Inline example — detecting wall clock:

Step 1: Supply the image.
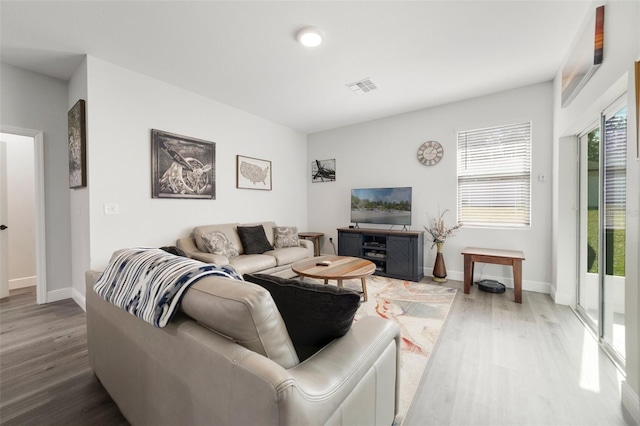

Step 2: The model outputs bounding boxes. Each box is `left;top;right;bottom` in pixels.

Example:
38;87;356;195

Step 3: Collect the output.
417;141;444;166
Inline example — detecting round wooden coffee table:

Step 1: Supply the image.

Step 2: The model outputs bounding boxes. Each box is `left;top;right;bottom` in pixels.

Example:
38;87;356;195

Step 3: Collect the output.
292;256;376;301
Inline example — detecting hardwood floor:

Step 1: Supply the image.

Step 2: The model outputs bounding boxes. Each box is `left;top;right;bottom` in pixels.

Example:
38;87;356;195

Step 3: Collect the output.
404;279;629;426
0;288;127;425
0;283;629;425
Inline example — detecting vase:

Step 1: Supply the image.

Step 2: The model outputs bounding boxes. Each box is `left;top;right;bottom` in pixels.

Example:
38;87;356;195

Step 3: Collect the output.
432;242;447;283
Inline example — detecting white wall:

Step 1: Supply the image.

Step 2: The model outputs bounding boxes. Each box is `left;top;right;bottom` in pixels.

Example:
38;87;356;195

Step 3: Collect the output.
70;56;308;297
307;82;554;293
67;57;90;307
0;63;72;296
0;133;36;288
552;0;640;418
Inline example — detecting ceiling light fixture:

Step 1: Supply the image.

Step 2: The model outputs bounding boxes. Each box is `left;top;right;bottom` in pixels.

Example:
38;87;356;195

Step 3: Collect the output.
296;26;323;47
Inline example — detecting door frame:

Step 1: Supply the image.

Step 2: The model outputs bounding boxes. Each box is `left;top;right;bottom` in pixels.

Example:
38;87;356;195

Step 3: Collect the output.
1;125;47;304
575;95;628;372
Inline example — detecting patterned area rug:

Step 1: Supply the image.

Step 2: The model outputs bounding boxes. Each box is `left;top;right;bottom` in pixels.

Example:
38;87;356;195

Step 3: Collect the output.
339;275;457;425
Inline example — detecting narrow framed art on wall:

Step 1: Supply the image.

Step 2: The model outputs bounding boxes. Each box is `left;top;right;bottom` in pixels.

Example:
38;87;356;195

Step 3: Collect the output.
311;159;336;183
151;129;216;199
68;99;87;189
236;155;272;190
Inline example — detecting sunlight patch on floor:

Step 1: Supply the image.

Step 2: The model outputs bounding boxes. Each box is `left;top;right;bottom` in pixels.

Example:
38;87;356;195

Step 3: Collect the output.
579;328;601;393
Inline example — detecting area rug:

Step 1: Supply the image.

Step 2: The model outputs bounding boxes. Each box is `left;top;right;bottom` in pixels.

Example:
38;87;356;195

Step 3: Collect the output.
338;275;457;425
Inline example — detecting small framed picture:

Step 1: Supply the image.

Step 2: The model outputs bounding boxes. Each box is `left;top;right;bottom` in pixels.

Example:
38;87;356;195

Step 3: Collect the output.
236;155;272;190
68;99;87;189
151;129;216;199
312;159;336;183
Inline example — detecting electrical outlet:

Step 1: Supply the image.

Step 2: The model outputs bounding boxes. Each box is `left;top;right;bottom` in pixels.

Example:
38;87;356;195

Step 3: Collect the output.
104;203;119;215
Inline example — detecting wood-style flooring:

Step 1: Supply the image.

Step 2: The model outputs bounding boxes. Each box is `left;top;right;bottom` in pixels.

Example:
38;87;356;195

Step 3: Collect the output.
404;279;629;426
0;287;127;425
0;283;630;425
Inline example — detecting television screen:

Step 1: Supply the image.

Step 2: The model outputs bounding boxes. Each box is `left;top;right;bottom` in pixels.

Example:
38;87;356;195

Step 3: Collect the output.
351;187;412;226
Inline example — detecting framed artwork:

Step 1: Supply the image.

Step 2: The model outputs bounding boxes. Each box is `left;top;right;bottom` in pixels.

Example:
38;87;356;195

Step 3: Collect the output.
68;99;87;188
312;159;336;182
561;5;604;107
151;129;215;199
236;155;272;190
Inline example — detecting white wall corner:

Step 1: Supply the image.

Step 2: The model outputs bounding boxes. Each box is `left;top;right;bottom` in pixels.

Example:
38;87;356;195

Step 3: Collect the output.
621;381;640;426
71;287;86;312
46;287;72;304
45;286;86;311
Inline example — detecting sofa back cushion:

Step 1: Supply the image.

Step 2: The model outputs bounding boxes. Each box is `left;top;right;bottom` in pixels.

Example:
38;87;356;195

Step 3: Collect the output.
180;274;300;368
193;222;278;255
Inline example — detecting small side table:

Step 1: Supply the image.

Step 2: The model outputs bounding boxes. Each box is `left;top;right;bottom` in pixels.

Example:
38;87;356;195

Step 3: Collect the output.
298;232;324;257
461;247;525;303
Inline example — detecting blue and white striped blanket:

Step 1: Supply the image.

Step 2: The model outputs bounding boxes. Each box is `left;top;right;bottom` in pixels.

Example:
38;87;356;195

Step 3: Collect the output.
94;248;243;328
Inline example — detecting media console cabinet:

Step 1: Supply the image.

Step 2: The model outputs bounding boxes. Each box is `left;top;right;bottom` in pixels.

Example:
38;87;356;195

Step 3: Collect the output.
337;227;424;282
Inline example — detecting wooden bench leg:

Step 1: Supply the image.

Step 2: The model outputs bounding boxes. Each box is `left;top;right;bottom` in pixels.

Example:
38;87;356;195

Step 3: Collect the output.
513;260;522;303
464;255;472;294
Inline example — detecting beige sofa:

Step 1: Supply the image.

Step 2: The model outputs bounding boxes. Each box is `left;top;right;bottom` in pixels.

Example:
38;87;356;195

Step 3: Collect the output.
86;262;401;426
177;221;313;276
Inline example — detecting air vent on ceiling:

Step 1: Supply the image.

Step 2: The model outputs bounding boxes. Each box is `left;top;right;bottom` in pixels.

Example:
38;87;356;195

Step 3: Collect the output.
346;78;378;94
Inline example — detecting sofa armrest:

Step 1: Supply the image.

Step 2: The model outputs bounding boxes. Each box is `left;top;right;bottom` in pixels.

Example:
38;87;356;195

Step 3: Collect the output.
236;316;401;425
298;239;314;252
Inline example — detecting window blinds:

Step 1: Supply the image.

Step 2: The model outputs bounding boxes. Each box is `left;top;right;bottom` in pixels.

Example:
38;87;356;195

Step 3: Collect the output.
604;107;627;230
457;122;531;227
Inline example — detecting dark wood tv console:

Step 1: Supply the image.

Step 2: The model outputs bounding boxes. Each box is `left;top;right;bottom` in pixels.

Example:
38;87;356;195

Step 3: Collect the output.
337;227;424;282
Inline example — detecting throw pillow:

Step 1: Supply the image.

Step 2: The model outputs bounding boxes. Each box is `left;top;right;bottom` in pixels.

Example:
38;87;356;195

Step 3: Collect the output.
237;225;273;255
243;273;361;361
201;231;239;259
273;226;299;248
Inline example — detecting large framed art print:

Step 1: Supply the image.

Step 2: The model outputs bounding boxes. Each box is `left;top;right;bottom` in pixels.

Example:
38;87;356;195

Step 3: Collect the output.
151;129;216;199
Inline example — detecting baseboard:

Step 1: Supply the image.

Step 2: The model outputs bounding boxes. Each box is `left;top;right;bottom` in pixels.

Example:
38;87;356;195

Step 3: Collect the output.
423;268;550;294
47;288;73;303
71;287;86;312
9;276;36;290
622;381;640;426
45;287;86;311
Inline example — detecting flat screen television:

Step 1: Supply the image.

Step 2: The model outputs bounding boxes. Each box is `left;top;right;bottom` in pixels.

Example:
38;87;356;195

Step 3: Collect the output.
350;187;412;226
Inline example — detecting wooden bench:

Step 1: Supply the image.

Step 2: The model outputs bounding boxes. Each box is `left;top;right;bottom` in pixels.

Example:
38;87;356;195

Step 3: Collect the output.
461;247;525;303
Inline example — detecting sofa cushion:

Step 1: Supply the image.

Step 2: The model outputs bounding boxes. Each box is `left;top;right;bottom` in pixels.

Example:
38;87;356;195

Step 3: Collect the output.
180;275;299;369
265;246;311;266
237;225;273;254
243;273;361;361
201;231;239;259
273;226;299;248
229;254;277;275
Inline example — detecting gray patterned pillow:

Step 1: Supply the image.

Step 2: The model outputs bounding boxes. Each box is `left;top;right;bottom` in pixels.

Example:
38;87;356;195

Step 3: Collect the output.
273;226;299;248
201;231;239;259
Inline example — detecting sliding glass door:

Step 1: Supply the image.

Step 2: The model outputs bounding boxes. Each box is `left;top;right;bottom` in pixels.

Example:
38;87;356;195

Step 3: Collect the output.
577;99;627;367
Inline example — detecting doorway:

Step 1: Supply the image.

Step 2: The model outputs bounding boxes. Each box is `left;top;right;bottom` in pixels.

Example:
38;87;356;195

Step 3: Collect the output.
577;99;627;369
0;127;47;304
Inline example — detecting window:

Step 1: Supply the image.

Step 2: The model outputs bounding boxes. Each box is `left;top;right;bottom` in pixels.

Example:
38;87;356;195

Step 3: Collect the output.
457;122;531;227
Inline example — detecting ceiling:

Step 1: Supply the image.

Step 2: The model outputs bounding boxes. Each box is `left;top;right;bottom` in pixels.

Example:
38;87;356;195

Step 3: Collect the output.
1;1;593;134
